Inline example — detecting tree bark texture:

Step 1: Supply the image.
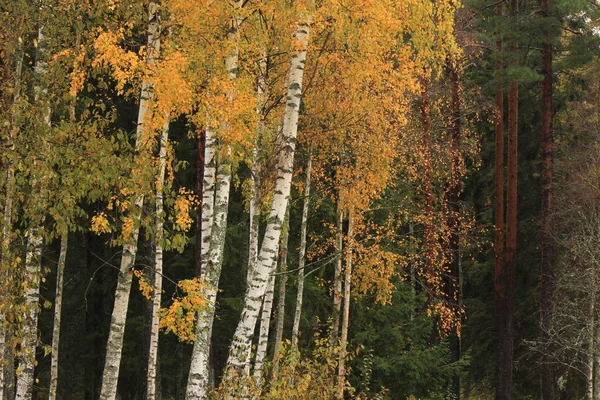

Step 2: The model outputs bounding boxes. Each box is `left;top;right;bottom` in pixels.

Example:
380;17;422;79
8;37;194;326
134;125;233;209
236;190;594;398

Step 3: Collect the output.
147;121;169;400
100;3;161;399
273;207;290;371
226;15;311;388
292;152;312;350
332;202;343;343
186;4;241;396
337;212;354;400
49;233;68;400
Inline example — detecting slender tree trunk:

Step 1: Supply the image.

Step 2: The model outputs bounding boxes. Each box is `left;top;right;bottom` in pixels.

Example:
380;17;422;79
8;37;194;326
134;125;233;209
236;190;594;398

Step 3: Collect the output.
186;158;232;400
337;211;354;400
186;4;241;396
195;129;205;276
446;58;462;400
498;0;519;396
247;54;267;286
252;256;277;387
226;15;311;390
332;202;344;343
147;120;169;400
100;4;162;399
540;1;555;398
420;75;435;309
49;232;68;400
291;152;312;350
1;38;23;400
15;23;51;400
273;207;290;371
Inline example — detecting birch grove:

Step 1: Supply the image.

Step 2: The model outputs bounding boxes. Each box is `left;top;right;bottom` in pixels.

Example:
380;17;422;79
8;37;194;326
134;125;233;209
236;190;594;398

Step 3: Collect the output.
7;0;587;398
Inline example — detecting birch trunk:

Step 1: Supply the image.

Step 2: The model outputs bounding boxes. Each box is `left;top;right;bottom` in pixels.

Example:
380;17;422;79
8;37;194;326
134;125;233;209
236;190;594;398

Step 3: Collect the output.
48;232;68;400
252;262;276;386
272;207;290;372
147;120;169;400
15;226;44;400
226;14;311;387
100;4;161;399
247;55;267;286
331;203;344;343
186;159;232;400
337;212;354;400
15;23;51;400
186;3;241;396
291;153;312;350
0;39;24;400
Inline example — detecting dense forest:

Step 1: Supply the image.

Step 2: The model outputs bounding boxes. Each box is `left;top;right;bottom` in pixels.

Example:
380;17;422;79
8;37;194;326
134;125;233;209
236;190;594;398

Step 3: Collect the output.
1;0;600;399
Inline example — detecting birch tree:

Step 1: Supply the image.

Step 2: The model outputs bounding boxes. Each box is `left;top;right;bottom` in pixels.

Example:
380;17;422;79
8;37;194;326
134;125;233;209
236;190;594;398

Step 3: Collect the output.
147;120;170;400
99;3;162;399
226;10;311;387
291;152;312;350
186;3;243;397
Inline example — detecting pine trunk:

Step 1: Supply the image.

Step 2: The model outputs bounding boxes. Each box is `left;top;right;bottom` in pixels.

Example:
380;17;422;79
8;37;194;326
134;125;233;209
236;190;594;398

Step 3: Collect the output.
291;153;312;350
100;4;161;399
337;212;354;400
540;0;555;398
226;15;311;388
148;121;169;400
273;207;290;371
49;232;68;400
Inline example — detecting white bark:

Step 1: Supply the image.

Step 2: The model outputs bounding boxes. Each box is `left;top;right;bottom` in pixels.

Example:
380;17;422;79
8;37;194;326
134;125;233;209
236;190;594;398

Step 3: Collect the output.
272;207;290;370
100;4;161;399
186;5;242;397
15;227;44;400
147;120;169;400
49;232;68;400
252;262;276;387
291;153;311;350
337;212;354;400
186;159;232;400
0;39;23;400
226;15;311;388
247;55;267;286
200;122;217;265
15;24;50;400
332;203;343;343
